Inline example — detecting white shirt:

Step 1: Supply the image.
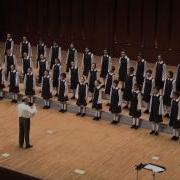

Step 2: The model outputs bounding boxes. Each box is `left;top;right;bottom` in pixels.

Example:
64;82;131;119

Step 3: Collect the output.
17;103;37;118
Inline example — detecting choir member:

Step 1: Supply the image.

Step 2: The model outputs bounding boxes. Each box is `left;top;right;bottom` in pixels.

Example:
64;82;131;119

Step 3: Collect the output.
149;87;164;136
0;64;5;100
24;67;35;104
20;36;32;58
76;76;88;117
135;53;147;88
169;91;180;141
69;61;79;99
4;49;16;78
66;43;77;72
58;73;68;113
41;70;52;109
38;54;48;84
100;49;111;84
175;65;180;92
123;67;136;109
52;58;61;96
22;52;32;76
49;42;61;69
8;65;19;103
36;40;47;67
92;80;103;120
88;63;98;102
4;33;14;54
118;50;130;89
109;80;122;124
129;84;142;129
142;69;155;114
163;71;176;118
82;48;94;77
154;55;166;91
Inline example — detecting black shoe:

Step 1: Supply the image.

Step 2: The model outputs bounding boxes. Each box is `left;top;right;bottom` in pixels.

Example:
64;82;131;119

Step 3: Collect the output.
150;130;155;135
43;105;47;109
96;117;100;120
0;97;3;100
155;131;159;136
46;106;50;109
59;109;63;112
144;109;149;114
171;136;176;140
93;117;98;120
76;112;81;116
174;136;179;141
71;96;75;99
62;109;67;113
25;145;33;149
111;120;119;124
131;125;136;129
81;113;86;117
135;125;139;129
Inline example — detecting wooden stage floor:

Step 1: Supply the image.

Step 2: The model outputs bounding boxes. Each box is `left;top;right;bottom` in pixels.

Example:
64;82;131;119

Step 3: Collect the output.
0;100;180;180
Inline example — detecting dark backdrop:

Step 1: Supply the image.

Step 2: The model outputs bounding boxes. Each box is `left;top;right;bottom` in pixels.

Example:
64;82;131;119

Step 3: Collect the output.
0;0;180;65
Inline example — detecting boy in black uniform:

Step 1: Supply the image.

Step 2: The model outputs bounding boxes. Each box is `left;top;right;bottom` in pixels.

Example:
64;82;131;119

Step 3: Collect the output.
41;70;52;109
149;87;164;136
4;49;16;78
135;53;147;88
4;33;14;54
66;43;77;72
169;92;180;141
82;48;94;77
49;42;61;69
0;64;5;100
22;52;32;77
100;49;111;84
58;73;68;113
163;71;175;118
88;63;98;102
24;68;35;104
118;51;130;89
92;80;103;120
109;80;122;124
8;65;19;103
129;84;142;129
123;67;136;109
69;61;79;99
142;69;155;113
20;36;32;58
76;76;88;117
52;58;61;96
36;40;47;68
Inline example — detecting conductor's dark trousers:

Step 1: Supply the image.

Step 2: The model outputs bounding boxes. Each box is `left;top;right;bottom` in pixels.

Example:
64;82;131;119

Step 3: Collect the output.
19;117;30;147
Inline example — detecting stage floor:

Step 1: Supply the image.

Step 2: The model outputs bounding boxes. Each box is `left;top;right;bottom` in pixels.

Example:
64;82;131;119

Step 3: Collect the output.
0;100;180;180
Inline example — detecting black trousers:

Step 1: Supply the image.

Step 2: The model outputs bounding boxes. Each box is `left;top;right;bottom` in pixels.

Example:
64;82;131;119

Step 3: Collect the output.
19;117;30;147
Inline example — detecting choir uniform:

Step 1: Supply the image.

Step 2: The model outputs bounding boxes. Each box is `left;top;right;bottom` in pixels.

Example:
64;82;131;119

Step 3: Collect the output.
24;72;35;101
169;98;180;129
8;69;19;102
123;74;136;102
36;43;47;67
100;55;111;79
58;79;68;103
0;68;5;98
135;59;147;87
49;45;61;69
175;65;180;92
66;47;77;72
163;78;176;107
142;77;155;104
4;53;16;77
109;86;122;123
52;63;61;88
88;68;98;94
38;58;48;84
22;56;32;75
118;56;130;82
82;52;94;77
154;61;166;89
69;67;79;91
4;38;14;54
105;72;115;95
149;94;164;123
20;40;32;57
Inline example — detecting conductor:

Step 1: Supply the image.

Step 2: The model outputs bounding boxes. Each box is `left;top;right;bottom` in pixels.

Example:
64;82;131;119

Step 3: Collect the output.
17;97;37;149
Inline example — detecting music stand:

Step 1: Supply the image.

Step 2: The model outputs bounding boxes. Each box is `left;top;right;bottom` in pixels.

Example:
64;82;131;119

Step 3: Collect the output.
135;163;166;180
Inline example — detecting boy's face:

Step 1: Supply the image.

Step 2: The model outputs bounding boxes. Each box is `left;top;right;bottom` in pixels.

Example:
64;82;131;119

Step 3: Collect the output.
80;77;84;83
23;36;27;41
7;34;11;39
28;68;31;74
70;43;74;48
147;72;151;77
44;71;48;76
121;51;125;57
92;64;95;69
40;54;44;59
95;81;98;86
10;65;14;70
85;48;89;53
153;88;158;94
104;50;107;55
23;52;28;58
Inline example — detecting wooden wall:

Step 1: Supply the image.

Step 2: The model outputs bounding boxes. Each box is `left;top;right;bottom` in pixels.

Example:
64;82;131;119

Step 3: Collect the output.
0;0;180;65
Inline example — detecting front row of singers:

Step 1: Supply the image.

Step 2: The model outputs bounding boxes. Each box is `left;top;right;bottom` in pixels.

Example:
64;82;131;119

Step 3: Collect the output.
0;63;179;141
